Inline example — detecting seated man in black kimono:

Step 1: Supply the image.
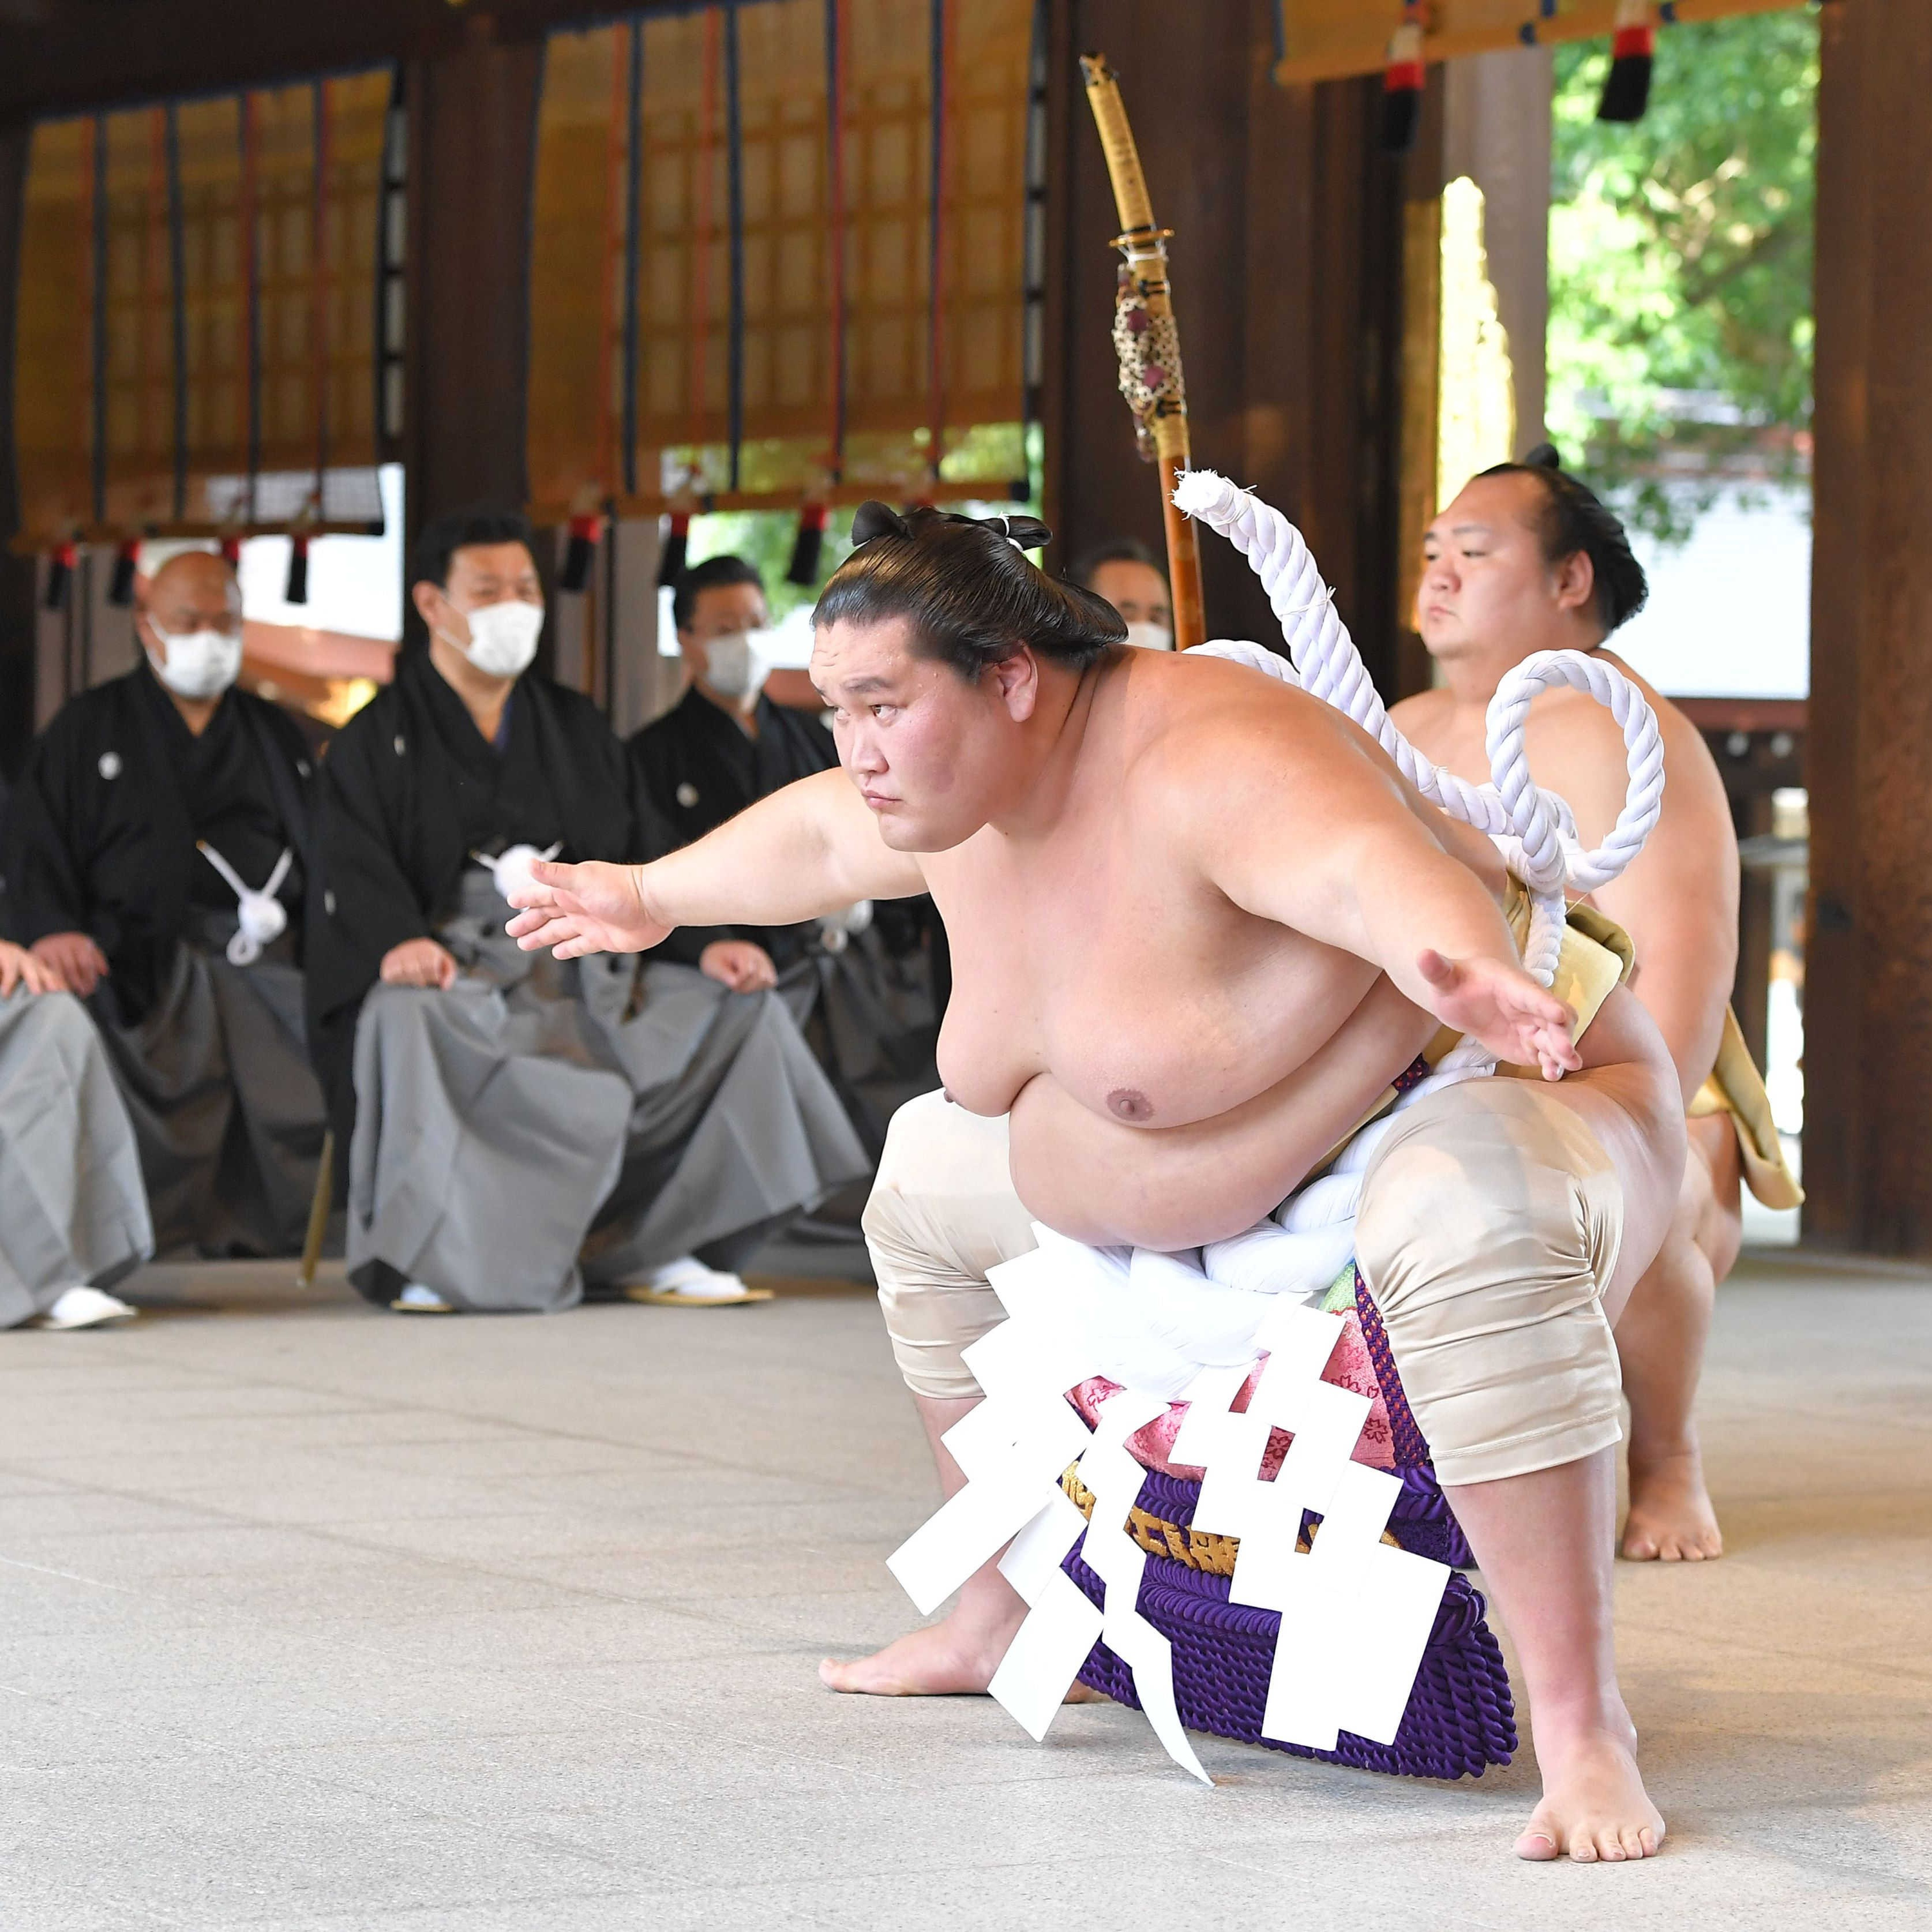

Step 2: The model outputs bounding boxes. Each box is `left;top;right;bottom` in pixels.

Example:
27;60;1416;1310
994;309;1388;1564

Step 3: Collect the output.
630;554;942;1157
4;549;327;1257
308;509;867;1315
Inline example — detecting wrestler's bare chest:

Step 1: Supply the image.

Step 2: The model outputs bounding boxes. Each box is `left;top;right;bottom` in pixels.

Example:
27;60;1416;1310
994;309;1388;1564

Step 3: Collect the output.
922;801;1378;1132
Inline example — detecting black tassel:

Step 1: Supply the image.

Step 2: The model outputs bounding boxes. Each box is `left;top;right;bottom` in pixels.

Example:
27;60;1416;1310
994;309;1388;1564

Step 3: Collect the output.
1381;84;1423;155
560;513;600;593
656;509;691;590
1596;50;1653;122
786;503;828;587
284;534;310;604
1598;5;1656;123
108;538;140;607
43;542;75;612
1380;6;1425;155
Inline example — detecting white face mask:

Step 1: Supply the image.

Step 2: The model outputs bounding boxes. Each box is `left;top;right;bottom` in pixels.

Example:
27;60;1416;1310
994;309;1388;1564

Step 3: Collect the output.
448;599;544;679
1122;620;1175;652
701;630;772;702
148;624;243;699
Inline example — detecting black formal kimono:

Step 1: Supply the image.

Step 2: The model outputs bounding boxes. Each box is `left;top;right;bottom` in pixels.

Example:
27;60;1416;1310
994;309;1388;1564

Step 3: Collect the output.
629;684;943;1156
308;649;867;1314
1;665;326;1256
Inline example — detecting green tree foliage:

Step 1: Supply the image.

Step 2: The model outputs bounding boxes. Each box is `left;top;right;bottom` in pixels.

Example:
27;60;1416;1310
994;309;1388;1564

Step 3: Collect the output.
1546;5;1817;542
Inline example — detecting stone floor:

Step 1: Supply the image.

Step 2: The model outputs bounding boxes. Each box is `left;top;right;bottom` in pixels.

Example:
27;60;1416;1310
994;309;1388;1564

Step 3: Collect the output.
1;1249;1927;1931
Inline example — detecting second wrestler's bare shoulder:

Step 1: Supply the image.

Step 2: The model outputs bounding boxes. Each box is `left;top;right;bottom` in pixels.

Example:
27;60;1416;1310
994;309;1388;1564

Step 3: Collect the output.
1387;684;1454;744
1536;653;1726;799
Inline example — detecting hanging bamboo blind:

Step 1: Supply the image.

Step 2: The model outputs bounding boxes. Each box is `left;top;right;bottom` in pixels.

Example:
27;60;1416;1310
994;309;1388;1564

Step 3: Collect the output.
12;70;392;550
1274;0;1803;83
528;0;1037;522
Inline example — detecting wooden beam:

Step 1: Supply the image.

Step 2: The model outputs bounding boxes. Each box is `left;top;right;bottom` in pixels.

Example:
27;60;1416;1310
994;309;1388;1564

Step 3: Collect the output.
1273;0;1804;89
0;1;721;122
1805;0;1932;1254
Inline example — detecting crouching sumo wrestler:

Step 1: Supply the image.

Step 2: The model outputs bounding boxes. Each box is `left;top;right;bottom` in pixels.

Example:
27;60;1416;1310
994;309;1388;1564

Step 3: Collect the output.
509;500;1685;1864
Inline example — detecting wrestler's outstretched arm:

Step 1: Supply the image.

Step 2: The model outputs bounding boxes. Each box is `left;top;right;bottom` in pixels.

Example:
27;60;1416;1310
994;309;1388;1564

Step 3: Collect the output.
507;768;927;958
1185;698;1582;1077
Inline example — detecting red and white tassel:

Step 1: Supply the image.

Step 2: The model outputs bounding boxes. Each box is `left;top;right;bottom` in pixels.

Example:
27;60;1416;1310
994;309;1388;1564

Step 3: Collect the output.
43;540;77;612
1381;1;1426;155
1598;0;1656;123
108;537;140;607
560;512;603;593
786;501;828;587
655;507;692;589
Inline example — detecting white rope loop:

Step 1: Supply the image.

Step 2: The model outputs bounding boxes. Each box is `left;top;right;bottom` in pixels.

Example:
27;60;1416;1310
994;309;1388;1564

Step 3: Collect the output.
1486;651;1665;895
1170;468;1667;993
198;841;294;967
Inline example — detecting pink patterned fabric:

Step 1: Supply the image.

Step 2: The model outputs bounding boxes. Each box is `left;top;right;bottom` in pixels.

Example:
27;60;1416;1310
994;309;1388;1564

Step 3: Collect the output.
1066;1306;1396;1478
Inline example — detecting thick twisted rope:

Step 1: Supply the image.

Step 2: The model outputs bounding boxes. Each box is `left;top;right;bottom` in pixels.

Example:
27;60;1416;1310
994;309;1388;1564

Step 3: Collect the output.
1168;469;1666;995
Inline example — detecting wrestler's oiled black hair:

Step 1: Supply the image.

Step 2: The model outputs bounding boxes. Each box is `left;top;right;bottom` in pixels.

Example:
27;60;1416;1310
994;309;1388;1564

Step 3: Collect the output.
1477;444;1649;634
673;552;764;630
412;505;536;591
813;502;1125;677
1068;535;1168;589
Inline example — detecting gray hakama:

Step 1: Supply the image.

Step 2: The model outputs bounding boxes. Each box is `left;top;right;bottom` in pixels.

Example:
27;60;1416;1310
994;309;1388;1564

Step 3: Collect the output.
0;989;153;1328
345;874;869;1312
93;910;329;1258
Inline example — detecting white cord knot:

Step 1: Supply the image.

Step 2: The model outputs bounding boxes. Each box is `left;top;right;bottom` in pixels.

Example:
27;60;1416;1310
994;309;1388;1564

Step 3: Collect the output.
197;842;293;967
817;899;874;956
473;842;564;902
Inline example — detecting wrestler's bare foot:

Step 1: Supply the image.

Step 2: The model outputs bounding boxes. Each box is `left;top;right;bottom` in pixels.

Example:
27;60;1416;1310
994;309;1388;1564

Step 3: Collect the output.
1517;1706;1665;1864
819;1608;1103;1700
1621;1448;1723;1562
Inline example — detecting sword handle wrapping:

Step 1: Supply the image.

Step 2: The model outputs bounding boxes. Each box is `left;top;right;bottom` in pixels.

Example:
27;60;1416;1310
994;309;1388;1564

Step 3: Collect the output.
1079;53;1156;237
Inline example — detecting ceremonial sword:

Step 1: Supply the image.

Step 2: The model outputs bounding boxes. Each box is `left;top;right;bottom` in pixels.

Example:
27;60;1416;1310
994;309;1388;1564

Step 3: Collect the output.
1079;51;1206;649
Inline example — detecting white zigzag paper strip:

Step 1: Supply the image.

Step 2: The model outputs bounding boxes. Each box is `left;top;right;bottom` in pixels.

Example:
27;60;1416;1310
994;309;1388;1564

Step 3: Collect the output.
884;1229;1452;1781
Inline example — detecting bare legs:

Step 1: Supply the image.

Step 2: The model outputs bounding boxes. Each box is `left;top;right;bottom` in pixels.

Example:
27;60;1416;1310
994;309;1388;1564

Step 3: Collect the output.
1616;1116;1741;1561
820;1392;1052;1696
1445;1449;1664;1862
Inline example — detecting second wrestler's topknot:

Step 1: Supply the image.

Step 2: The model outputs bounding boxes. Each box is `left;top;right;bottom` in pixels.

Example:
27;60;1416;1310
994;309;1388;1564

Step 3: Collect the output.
814;502;1126;677
1480;444;1649;635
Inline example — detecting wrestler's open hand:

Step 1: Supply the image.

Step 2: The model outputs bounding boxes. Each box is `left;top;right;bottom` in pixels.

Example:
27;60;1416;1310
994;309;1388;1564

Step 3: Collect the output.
1417;949;1581;1080
506;858;674;960
0;940;59;998
699;940;778;993
30;931;109;998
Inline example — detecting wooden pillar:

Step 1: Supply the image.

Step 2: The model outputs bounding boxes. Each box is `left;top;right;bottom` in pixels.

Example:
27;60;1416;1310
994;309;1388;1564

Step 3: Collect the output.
1804;0;1932;1253
0;118;37;779
1443;46;1551;453
1045;0;1410;688
402;18;542;543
